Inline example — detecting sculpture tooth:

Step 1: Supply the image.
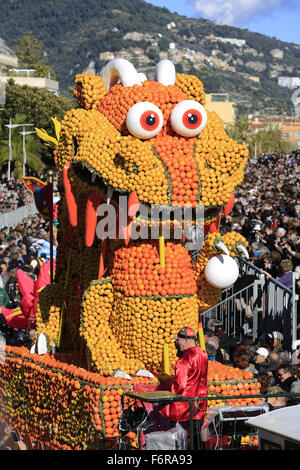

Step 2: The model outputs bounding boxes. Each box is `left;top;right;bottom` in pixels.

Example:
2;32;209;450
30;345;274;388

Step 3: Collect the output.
236;244;249;259
63;164;78;227
215;241;230;256
107;188;113;205
128;191;140;218
91;173;96;183
85;190;102;247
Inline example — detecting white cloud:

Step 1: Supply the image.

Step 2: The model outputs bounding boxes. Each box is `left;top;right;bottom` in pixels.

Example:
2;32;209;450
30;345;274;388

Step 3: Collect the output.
188;0;295;26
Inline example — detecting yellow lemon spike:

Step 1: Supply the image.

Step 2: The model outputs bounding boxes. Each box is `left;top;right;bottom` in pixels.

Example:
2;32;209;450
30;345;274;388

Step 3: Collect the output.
51;116;61;142
35;127;58;147
163;343;170;375
159;235;165;269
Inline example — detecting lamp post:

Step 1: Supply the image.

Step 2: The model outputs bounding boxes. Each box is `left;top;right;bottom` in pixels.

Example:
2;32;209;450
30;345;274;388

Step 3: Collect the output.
19;129;36;177
47;169;54;284
4;120;34;180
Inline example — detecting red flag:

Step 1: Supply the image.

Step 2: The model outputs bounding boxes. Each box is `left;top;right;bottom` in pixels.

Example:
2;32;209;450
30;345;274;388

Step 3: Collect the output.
22;176;55;219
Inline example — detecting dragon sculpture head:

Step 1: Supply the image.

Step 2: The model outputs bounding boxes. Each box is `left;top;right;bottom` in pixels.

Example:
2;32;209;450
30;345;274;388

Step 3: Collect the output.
57;58;248;244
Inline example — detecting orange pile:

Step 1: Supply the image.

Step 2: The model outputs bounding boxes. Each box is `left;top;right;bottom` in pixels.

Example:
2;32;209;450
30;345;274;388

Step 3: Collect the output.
111;241;196;297
0;346;158;449
207;361;261;408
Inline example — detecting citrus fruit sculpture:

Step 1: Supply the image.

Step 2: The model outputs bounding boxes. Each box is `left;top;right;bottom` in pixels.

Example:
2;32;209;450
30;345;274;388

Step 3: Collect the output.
31;58;249;376
0;59;259;450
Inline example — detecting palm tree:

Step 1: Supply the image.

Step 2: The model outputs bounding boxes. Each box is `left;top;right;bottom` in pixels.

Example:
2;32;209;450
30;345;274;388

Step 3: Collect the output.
0;113;44;178
248;124;294;156
226;114;251;145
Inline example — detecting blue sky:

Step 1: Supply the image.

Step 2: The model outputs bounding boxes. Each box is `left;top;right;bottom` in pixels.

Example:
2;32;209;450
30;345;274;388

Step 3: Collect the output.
146;0;300;45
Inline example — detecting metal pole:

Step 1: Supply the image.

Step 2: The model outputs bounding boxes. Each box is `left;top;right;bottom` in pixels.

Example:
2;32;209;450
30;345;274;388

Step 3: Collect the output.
22;126;26;177
48;170;54;284
8;117;12;180
189;400;194;451
292;272;298;345
20;130;35;177
6;122;34;180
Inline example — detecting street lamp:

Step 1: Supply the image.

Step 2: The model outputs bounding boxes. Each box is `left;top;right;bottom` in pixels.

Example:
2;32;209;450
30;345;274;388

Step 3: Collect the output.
4;119;34;180
19;129;36;177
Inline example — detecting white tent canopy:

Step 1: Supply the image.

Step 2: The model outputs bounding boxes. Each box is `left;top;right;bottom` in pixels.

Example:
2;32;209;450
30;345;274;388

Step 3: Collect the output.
246;405;300;443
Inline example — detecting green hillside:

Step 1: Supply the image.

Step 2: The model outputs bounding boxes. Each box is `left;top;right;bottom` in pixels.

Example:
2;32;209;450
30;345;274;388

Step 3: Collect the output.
1;0;299;115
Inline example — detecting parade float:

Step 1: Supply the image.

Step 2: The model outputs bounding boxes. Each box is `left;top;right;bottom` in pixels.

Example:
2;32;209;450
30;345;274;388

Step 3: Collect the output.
0;58;260;450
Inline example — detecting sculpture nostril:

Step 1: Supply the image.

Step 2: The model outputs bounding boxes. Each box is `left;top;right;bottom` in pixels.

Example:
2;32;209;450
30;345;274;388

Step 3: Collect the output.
71;137;78;158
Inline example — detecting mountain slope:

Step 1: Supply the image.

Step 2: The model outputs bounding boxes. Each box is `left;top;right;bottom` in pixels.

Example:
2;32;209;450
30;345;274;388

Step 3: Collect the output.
1;0;299;115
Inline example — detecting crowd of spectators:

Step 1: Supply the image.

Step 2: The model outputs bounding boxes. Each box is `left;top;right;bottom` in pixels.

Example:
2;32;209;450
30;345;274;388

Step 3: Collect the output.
0;214;50;310
0;150;300;413
221;151;300;284
205;319;300;408
0;177;34;215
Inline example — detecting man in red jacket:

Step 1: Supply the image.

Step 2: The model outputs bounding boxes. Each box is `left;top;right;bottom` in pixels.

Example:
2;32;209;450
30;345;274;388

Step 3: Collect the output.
160;326;208;449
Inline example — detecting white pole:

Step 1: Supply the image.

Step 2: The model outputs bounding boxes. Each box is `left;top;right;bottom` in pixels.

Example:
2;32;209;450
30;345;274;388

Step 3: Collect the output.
5;122;34;180
22;126;26;177
8;117;12;180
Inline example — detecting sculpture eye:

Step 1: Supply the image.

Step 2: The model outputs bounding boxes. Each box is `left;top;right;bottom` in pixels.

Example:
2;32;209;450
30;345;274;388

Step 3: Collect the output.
126;102;163;139
170;100;207;137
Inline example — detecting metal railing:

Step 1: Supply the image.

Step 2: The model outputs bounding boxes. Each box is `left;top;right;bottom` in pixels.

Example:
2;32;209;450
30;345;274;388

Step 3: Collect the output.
0;202;37;230
201;257;299;349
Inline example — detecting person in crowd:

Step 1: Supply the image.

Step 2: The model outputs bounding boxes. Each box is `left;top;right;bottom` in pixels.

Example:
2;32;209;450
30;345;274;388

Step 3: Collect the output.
277;259;294;289
276;363;300;405
253;347;271;375
233;345;257;374
159;326;208;449
267;385;288;410
206;343;217;361
205;319;238;364
277;363;298;393
0;179;33;215
0;285;10;308
257;372;270;394
278;350;290;364
258;331;283;352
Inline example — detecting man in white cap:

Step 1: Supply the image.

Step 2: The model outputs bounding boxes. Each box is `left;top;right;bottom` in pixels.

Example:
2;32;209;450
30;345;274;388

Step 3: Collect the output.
254;347;270;375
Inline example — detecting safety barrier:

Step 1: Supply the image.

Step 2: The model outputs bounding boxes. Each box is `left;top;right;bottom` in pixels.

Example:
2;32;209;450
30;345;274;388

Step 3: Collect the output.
0;202;37;230
201;257;299;349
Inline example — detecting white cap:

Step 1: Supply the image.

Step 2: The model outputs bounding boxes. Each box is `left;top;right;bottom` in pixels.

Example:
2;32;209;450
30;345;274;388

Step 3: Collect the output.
256;347;269;358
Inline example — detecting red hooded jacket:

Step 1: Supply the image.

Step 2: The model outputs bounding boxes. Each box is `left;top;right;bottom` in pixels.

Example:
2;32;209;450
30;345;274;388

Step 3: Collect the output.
160;346;208;422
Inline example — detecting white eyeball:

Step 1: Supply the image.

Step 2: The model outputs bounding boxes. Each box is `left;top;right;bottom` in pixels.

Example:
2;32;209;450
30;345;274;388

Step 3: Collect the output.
204;254;239;289
126;102;163;139
170;100;207;137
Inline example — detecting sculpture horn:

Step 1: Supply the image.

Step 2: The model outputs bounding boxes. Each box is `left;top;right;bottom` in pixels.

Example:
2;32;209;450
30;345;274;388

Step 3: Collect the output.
155;59;176;86
101;58;142;90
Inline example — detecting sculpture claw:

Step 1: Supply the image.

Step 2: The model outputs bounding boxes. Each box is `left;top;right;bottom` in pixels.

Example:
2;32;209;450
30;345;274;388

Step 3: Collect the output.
113;370;132;380
30;333;48;355
135;369;155;378
236;244;249;259
215;241;230;256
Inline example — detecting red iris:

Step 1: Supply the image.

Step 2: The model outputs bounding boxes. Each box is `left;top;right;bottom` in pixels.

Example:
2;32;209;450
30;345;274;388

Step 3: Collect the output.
140;110;160;131
182;109;202;129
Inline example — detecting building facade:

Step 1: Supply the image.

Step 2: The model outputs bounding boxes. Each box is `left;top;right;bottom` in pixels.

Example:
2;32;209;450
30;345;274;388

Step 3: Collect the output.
0;38;59;95
206;93;236;125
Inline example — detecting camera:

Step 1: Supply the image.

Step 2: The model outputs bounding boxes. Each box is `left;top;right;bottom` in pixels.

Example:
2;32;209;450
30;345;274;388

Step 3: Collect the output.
0;314;31;347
